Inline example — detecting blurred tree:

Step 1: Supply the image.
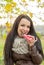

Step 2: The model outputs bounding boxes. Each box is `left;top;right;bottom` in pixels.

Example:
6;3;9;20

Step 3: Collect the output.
0;0;44;28
37;0;41;2
30;0;34;1
21;0;26;2
15;7;20;12
5;4;12;12
22;11;27;14
0;25;3;37
4;1;17;13
6;22;12;32
29;12;33;18
4;0;13;2
11;2;17;7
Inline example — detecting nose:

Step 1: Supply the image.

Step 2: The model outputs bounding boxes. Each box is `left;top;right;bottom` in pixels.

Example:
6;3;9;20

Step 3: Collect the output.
24;27;28;32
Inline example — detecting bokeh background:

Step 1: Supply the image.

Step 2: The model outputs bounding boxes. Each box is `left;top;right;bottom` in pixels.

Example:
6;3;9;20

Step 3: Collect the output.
0;0;44;65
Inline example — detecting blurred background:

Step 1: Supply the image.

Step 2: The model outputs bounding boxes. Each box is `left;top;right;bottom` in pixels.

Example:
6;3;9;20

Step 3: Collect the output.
0;0;44;65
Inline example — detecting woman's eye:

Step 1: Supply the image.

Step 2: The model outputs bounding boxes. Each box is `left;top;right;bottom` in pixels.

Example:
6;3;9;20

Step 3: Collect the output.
27;26;30;28
21;24;25;27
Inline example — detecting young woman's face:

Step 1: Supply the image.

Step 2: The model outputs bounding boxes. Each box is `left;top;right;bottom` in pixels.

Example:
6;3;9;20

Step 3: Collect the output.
17;18;31;37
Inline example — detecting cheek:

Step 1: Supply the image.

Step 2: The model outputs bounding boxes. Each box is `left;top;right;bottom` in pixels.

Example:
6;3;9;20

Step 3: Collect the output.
27;28;30;33
18;26;23;31
29;28;30;31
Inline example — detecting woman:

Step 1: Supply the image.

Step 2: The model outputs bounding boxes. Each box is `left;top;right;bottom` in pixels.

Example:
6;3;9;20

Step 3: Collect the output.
4;14;44;65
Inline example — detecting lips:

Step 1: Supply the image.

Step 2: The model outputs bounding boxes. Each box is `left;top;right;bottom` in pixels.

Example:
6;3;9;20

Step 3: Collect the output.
21;31;27;36
23;34;33;41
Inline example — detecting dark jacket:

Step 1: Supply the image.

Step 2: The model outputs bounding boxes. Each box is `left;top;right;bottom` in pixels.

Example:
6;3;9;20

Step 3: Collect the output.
12;45;43;65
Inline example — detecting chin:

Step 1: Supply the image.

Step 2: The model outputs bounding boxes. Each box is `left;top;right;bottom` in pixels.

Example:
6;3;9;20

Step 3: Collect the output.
19;35;23;38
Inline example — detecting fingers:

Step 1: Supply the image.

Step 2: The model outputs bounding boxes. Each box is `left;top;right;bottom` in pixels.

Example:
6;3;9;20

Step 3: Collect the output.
23;34;38;46
27;37;38;46
23;34;34;41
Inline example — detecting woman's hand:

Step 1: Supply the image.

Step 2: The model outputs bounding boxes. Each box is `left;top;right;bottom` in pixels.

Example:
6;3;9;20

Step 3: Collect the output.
23;34;37;47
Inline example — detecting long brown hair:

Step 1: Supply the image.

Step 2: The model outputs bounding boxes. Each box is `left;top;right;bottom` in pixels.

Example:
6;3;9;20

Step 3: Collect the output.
4;14;43;65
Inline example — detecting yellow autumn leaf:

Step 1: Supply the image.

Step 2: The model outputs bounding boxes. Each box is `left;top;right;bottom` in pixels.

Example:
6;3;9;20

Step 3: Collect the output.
37;0;41;2
31;0;34;1
7;27;11;32
6;22;12;32
22;11;27;14
0;16;2;18
40;3;44;8
25;3;28;6
11;2;17;7
29;12;33;18
15;8;20;12
10;15;13;19
4;0;12;2
6;22;11;27
5;4;12;12
21;0;26;2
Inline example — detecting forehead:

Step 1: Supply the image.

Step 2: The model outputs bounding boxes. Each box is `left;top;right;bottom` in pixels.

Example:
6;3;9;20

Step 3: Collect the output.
19;18;30;25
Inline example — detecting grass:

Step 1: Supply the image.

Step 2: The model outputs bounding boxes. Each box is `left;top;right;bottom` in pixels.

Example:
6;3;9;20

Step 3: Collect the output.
0;36;44;65
0;37;5;65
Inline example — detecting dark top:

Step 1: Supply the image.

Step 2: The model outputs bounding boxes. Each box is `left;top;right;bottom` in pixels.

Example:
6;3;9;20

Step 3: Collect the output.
12;36;43;65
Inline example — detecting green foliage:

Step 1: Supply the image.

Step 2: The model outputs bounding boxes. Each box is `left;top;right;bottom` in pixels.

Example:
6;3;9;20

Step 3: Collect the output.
30;0;34;1
36;32;42;38
4;0;13;2
37;0;41;2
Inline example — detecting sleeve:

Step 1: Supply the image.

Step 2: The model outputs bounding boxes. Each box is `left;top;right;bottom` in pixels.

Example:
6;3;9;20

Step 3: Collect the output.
29;45;43;64
28;39;43;65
